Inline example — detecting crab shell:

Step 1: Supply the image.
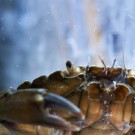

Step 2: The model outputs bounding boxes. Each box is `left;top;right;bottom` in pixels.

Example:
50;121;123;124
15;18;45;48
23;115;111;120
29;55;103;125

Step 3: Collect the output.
1;61;135;135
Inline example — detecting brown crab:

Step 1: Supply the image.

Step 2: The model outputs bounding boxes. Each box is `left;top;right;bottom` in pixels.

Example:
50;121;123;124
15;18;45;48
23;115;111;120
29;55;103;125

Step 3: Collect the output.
1;59;135;135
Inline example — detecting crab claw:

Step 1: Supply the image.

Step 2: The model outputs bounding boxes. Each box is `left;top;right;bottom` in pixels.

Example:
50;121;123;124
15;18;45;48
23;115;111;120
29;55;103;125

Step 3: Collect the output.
40;114;80;131
44;93;84;119
42;93;85;131
0;89;84;131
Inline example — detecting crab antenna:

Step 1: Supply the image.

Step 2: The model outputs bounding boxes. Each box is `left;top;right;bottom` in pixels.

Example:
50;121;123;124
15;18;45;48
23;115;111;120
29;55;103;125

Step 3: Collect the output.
88;56;91;66
98;56;106;69
111;57;117;69
122;43;126;70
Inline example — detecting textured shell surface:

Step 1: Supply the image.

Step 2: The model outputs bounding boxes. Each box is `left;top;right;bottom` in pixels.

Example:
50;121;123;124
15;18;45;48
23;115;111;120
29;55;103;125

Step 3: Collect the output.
1;61;135;135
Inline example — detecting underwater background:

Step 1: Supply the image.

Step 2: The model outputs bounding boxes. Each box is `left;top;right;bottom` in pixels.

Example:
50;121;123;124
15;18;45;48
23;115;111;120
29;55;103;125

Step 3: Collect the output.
0;0;135;90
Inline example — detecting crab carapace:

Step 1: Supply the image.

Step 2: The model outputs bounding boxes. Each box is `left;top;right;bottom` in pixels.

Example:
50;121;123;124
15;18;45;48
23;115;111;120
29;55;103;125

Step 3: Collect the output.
1;60;135;135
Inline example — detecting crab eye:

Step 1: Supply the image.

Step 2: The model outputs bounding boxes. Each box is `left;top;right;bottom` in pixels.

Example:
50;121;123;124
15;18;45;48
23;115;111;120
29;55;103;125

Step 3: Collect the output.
66;61;72;68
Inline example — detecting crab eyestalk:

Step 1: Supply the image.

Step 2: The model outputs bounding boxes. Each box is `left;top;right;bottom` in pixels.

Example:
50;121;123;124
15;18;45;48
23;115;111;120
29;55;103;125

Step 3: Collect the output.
66;60;74;74
66;60;85;76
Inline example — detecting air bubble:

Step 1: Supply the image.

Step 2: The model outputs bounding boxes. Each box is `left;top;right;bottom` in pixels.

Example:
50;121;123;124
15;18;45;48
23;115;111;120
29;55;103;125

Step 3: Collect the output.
113;81;116;89
104;100;107;104
104;113;109;117
109;113;112;116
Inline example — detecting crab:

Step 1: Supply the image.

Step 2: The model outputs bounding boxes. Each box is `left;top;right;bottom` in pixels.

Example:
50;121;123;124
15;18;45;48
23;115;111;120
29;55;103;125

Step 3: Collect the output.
1;59;135;135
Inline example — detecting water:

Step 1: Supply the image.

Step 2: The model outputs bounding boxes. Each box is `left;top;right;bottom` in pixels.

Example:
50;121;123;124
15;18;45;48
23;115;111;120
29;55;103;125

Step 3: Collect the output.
0;0;135;90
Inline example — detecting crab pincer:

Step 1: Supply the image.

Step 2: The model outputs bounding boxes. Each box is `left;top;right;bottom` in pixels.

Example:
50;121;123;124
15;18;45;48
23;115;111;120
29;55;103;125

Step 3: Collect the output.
0;89;84;131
